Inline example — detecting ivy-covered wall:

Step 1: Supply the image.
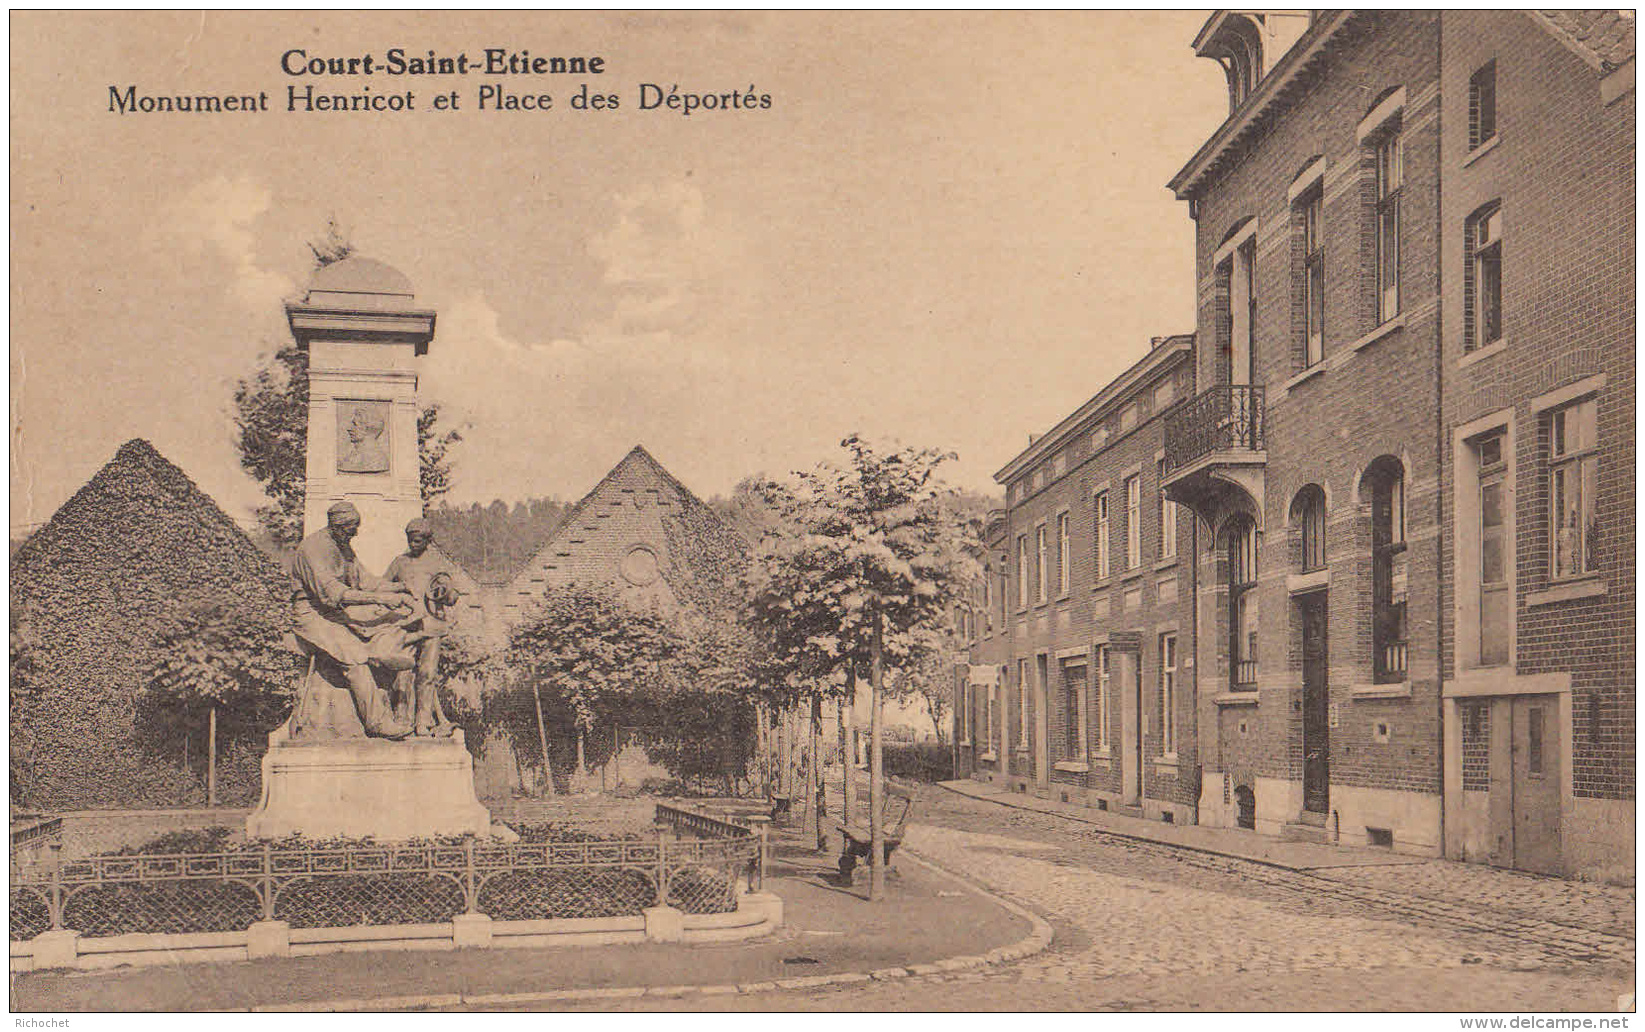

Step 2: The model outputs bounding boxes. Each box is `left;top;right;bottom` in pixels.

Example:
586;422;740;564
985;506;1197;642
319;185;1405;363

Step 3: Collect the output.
11;439;290;808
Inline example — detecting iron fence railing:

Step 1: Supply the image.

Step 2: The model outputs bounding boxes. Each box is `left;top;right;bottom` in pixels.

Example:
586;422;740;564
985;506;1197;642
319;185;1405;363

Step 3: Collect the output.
1162;385;1265;476
11;812;763;942
9;816;63;860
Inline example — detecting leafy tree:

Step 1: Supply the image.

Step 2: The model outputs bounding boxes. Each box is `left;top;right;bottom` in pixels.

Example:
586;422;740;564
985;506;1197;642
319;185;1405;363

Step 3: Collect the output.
502;583;689;792
417;403;465;512
138;597;296;805
744;434;977;896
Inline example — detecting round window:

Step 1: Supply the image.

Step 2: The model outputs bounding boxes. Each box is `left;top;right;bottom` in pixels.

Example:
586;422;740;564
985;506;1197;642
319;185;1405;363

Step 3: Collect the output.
620;545;660;586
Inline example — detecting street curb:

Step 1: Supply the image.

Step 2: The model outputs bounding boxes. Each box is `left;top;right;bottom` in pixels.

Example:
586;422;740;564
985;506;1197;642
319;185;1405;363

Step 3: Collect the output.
932;779;1317;874
253;846;1055;1012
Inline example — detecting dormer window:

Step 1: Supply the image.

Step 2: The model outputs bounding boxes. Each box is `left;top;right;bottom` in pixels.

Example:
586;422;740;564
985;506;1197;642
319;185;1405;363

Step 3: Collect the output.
1195;12;1267;112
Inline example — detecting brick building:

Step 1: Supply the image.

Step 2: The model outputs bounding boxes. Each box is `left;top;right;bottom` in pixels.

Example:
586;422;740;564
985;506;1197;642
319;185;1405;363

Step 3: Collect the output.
1435;11;1635;878
961;335;1199;824
1158;10;1633;876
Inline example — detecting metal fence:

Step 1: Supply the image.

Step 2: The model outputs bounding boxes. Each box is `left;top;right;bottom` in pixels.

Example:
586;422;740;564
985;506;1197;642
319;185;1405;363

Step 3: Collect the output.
11;807;764;943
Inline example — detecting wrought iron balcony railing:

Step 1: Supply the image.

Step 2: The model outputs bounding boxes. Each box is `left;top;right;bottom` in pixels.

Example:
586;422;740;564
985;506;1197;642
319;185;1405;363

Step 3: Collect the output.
1162;385;1265;476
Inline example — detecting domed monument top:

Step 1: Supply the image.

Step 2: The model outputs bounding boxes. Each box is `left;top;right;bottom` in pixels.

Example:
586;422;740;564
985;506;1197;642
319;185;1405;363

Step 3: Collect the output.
285;254;435;354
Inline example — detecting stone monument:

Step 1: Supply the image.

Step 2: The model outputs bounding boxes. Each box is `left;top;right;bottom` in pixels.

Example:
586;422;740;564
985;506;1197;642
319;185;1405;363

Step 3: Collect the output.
246;256;492;842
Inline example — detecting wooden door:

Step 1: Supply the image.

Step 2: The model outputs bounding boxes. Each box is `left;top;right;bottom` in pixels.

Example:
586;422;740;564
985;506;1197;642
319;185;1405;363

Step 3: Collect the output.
1510;696;1561;875
1300;593;1330;816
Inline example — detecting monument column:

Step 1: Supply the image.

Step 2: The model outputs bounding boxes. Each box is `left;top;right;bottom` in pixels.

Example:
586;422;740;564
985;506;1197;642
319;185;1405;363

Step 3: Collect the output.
285;256;435;573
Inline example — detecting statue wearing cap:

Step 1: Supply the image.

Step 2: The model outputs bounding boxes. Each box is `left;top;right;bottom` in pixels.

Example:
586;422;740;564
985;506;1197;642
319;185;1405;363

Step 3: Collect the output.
288;501;419;739
382;518;460;738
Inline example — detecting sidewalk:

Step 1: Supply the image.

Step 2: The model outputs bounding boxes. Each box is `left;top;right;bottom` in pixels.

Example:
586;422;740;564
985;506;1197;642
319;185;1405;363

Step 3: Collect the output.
10;828;1039;1012
935;777;1635;939
936;778;1424;871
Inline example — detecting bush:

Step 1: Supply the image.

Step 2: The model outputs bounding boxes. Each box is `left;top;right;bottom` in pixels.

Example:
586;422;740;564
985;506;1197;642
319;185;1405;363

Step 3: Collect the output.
881;741;952;783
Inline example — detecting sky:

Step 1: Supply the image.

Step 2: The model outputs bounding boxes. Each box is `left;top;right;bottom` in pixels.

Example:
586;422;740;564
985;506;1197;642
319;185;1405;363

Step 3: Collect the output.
10;11;1231;534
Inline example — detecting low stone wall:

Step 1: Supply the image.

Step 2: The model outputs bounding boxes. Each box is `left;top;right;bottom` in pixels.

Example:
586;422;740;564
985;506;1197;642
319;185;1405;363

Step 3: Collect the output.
11;892;783;973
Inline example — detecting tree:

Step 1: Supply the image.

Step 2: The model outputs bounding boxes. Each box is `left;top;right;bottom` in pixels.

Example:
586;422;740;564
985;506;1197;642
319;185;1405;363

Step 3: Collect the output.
502;583;692;793
138;598;295;805
743;435;978;892
417;403;465;511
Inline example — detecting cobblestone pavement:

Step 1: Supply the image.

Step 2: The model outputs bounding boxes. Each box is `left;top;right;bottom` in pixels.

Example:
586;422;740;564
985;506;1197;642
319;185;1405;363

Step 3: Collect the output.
535;786;1634;1012
1308;860;1634;938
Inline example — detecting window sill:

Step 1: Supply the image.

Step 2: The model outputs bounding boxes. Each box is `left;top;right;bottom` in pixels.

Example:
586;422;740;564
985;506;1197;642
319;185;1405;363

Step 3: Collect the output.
1055;592;1072;603
1120;569;1146;585
1154;556;1179;572
1014;745;1030;755
1458;337;1507;369
979;752;997;763
1527;578;1608;607
1462;134;1500;168
1352;682;1412;700
1214;692;1260;707
1287;569;1330;595
1092;579;1112;593
1350;314;1405;353
1278;360;1327;397
1053;760;1091;774
1154;754;1180;770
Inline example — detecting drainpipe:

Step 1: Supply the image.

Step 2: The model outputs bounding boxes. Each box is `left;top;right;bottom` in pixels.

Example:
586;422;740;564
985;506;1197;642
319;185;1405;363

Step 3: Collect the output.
1433;10;1448;858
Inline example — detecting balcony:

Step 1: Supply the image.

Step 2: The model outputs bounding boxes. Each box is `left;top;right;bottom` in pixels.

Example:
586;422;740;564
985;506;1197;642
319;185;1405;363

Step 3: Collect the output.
1161;385;1266;514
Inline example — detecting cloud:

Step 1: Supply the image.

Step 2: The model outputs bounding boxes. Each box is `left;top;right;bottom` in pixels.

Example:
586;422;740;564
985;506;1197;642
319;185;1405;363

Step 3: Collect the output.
160;175;296;312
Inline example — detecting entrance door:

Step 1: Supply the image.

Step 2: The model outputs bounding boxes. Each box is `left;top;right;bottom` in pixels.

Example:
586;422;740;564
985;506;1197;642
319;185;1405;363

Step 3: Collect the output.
1300;593;1330;816
1122;651;1144;805
1510;696;1561;874
1033;655;1050;793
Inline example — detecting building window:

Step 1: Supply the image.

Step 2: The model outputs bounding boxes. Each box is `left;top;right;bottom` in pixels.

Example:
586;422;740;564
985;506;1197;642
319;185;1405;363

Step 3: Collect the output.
1476;432;1509;667
1062;658;1087;760
956;675;968;741
1550;398;1599;580
983;571;993;633
1056;512;1071;596
1094;491;1111;580
1160;633;1178;756
1227;516;1259;689
1158;461;1178;560
1035;525;1048;604
1300;187;1325;366
984;680;995;746
1469;60;1497;151
1374;129;1402;323
1094;646;1111;752
1367;456;1407;683
1016;535;1029;610
1016;659;1030;749
1292;484;1326;573
1465;202;1503;351
1125;475;1141;569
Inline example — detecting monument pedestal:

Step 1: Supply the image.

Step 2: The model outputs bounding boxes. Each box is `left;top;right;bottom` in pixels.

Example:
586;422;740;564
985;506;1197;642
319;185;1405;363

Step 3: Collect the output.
247;723;493;841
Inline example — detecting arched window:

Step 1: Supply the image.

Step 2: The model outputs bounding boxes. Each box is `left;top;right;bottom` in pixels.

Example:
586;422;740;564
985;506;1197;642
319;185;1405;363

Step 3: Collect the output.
1365;457;1407;682
1226;515;1259;690
1292;485;1327;572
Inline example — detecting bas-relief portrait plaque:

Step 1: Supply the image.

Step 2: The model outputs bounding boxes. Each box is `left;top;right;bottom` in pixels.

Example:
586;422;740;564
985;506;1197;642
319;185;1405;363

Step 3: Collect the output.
336;399;390;474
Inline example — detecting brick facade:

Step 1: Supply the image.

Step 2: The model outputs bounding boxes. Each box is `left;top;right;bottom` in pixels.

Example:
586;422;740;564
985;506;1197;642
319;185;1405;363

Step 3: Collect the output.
964;337;1199;823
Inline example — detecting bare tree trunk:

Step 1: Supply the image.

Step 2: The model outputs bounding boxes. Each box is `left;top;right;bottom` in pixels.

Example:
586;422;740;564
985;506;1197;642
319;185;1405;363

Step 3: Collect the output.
531;682;557;797
775;703;789;801
207;705;218;808
869;604;886;901
841;667;858;829
810;693;826;850
576;728;587;788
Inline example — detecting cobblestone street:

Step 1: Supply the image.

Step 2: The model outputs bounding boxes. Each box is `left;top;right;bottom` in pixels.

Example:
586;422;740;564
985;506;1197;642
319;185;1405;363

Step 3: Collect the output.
544;786;1635;1012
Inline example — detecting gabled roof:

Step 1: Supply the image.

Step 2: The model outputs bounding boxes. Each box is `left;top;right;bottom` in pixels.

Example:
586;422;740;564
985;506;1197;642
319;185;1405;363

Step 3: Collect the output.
1532;11;1636;72
506;445;750;614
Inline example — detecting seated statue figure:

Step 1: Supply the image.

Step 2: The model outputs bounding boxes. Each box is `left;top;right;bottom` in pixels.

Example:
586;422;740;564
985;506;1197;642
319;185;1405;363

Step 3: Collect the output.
288;501;423;740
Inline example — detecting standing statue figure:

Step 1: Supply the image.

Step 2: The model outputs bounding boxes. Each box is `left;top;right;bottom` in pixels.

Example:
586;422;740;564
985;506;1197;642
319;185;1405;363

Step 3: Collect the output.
289;500;419;740
383;518;460;738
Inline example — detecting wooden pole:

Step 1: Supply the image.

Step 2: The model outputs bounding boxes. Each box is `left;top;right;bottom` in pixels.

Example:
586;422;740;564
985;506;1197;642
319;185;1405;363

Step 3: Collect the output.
207;704;218;808
869;603;886;901
531;682;557;797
